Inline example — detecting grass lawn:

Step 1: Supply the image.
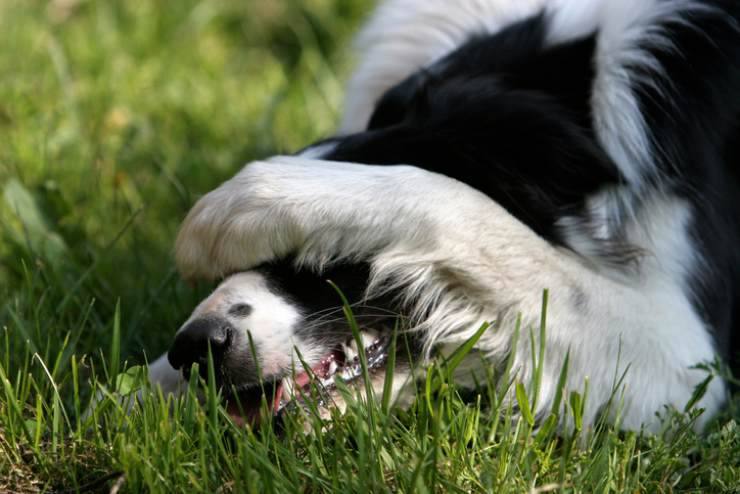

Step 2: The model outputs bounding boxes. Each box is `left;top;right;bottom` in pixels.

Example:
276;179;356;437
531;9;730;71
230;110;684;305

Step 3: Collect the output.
1;1;738;492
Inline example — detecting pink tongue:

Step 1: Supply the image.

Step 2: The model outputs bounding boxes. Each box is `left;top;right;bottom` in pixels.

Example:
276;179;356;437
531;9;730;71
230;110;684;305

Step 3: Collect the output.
272;351;342;414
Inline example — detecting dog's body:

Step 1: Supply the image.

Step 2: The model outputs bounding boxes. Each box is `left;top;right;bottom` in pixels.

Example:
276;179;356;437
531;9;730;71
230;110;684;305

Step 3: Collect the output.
151;0;739;431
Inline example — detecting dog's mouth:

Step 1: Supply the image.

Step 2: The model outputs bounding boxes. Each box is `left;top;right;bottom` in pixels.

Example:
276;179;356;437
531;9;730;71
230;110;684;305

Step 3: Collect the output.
225;331;390;426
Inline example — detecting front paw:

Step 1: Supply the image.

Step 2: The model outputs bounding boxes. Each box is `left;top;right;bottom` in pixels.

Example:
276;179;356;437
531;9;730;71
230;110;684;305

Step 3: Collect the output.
175;160;305;281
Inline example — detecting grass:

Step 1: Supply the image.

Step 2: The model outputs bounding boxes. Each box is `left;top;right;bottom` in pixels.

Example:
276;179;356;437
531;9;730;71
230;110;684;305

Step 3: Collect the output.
0;1;738;492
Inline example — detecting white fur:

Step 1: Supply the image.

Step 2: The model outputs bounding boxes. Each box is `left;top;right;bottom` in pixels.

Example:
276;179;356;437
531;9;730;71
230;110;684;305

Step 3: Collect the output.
298;142;339;159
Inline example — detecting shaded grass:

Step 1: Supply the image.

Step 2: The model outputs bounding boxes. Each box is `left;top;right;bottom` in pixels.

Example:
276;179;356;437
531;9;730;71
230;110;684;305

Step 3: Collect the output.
0;1;738;492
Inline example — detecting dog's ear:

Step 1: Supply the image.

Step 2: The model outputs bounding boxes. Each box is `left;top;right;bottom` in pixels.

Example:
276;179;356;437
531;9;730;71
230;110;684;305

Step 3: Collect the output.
365;14;548;132
367;69;431;130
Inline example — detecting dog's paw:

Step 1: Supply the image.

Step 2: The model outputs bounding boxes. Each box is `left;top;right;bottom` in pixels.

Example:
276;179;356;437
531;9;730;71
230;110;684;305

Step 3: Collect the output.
175;160;309;280
175;157;415;280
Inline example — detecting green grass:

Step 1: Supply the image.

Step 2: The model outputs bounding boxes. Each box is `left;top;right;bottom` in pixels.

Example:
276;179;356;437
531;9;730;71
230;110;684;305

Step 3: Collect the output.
0;1;738;492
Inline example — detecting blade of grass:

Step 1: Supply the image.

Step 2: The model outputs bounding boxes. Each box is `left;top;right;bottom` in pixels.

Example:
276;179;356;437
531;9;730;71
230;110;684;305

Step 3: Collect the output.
109;299;121;385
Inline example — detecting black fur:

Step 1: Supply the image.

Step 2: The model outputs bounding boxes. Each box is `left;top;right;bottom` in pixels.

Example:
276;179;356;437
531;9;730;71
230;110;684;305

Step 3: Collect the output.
256;259;400;349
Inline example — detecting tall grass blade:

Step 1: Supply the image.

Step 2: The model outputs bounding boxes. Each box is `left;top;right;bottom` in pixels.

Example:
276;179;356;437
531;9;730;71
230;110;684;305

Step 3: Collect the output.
381;321;398;414
444;321;490;374
109;299;121;384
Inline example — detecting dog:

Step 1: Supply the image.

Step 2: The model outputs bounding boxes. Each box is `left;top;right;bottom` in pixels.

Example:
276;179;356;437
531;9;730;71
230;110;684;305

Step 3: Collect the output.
147;0;740;432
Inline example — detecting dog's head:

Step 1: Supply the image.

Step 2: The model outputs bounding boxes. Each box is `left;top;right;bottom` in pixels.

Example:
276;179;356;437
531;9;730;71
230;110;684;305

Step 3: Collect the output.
167;261;413;425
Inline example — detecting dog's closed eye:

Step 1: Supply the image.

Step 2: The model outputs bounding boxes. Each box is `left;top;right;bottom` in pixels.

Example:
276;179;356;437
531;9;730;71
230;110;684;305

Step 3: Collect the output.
228;303;253;318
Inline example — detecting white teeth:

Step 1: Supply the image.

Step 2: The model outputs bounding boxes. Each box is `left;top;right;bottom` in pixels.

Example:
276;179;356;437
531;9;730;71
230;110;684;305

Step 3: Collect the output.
345;330;379;360
339;366;353;379
360;329;379;348
329;360;338;375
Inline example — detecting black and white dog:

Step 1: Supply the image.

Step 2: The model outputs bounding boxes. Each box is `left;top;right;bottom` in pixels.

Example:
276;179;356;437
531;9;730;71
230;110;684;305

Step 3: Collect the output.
150;0;739;431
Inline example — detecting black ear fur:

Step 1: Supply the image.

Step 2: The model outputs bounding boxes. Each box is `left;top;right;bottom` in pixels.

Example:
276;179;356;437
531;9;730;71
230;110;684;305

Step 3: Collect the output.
367;69;431;130
367;12;596;133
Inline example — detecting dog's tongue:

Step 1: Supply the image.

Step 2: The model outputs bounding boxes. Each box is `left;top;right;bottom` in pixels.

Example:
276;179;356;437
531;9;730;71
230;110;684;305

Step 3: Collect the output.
272;351;342;413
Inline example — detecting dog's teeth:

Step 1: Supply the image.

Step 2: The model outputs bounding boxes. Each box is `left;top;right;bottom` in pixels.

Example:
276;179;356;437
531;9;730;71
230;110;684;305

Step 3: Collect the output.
329;360;338;375
346;330;379;357
343;341;357;361
360;330;378;348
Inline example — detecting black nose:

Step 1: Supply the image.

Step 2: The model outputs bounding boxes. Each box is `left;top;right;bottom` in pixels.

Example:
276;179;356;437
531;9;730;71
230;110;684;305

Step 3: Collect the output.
168;315;233;377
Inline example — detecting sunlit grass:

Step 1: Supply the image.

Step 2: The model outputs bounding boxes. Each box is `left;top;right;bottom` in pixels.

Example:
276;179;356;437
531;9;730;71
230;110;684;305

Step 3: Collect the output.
1;1;738;492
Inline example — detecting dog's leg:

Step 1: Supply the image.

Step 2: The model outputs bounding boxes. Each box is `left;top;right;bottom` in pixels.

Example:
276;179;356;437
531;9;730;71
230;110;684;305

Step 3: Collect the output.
175;157;725;431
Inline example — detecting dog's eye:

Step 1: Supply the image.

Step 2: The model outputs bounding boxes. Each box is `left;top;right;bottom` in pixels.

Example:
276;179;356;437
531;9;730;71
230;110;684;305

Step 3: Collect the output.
228;303;253;318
